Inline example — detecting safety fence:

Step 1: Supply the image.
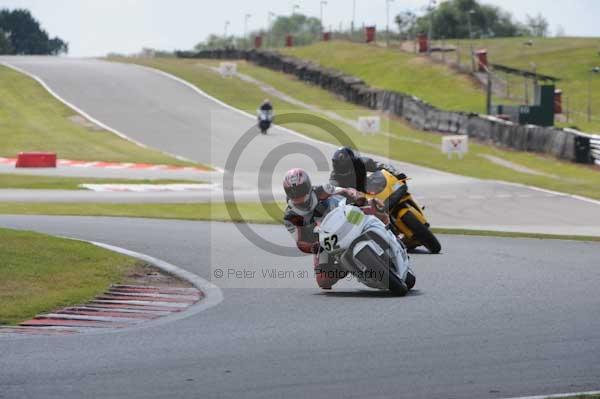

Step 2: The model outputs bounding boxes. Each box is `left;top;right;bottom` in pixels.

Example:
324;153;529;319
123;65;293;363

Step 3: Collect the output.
177;48;596;166
591;135;600;166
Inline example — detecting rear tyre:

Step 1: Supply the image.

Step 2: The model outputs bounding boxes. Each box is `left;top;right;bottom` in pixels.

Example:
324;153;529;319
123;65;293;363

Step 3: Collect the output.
401;211;442;254
355;247;408;296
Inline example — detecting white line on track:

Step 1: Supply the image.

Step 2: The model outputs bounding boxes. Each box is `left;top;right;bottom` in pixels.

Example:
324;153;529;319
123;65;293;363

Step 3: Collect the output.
91;241;224;318
0;60;214;171
501;390;600;399
4;59;599;208
5;235;224;338
134;62;600;209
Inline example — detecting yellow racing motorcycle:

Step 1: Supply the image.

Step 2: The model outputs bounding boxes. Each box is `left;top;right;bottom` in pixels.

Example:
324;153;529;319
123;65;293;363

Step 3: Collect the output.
365;170;441;254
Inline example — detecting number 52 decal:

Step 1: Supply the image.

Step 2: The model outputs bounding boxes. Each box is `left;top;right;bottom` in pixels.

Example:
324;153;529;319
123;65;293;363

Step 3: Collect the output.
323;235;339;251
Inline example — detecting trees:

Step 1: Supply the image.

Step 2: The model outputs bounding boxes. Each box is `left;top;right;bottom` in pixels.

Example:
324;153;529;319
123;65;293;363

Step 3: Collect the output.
525;13;549;37
194;34;235;51
0;8;68;55
395;11;417;39
0;30;13;53
268;14;321;46
401;0;528;39
194;14;322;50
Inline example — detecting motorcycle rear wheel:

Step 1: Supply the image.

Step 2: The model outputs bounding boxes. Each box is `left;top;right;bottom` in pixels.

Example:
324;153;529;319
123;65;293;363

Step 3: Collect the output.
401;212;442;254
405;271;416;290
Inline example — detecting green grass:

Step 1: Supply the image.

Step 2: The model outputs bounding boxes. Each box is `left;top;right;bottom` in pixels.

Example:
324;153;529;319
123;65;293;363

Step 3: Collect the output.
450;37;600;132
0;202;286;224
282;40;488;113
113;57;600;200
0;227;141;325
544;395;600;399
0;202;598;244
285;39;600;132
0;64;202;166
433;228;600;243
0;173;202;190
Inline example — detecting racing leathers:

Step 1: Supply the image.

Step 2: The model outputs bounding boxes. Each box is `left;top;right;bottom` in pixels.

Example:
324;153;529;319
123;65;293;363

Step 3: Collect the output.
283;184;388;289
330;155;405;193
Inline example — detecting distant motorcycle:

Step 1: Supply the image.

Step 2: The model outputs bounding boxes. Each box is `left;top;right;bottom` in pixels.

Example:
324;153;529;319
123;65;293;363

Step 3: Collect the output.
315;196;415;296
258;109;273;134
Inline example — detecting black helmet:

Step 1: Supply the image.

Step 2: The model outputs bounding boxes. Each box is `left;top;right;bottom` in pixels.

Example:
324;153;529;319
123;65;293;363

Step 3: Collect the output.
332;147;358;177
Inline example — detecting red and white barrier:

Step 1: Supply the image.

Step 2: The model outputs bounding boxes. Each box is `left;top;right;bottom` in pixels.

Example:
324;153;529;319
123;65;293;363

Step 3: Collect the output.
15;152;57;168
0;157;208;172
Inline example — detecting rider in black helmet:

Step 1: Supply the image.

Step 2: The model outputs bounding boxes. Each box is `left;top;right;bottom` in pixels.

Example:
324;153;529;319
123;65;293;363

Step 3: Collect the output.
259;99;273;112
330;147;406;192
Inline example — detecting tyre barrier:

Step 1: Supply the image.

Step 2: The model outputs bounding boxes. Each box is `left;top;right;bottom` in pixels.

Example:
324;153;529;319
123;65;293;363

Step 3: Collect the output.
178;49;596;166
15;152;57;168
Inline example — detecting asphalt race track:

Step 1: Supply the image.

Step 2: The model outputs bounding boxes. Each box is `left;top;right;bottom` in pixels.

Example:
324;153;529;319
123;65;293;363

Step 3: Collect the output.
0;57;600;398
2;57;600;235
1;215;600;399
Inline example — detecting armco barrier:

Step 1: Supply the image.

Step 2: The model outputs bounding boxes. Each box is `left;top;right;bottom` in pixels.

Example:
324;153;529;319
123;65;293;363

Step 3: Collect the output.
15;152;57;168
178;49;597;165
592;135;600;165
577;134;600;166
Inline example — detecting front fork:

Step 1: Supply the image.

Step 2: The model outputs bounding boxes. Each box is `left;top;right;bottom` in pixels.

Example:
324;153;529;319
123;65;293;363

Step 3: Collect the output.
390;196;429;240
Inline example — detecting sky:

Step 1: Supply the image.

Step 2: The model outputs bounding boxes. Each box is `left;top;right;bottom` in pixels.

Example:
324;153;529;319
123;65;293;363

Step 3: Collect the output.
0;0;598;57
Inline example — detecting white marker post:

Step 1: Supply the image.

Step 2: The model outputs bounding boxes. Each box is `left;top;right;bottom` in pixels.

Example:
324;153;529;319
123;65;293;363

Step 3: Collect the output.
442;135;469;159
358;116;380;135
219;62;237;78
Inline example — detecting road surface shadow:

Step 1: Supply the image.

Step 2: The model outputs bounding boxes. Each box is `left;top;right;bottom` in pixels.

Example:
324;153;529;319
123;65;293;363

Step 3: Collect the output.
317;289;423;298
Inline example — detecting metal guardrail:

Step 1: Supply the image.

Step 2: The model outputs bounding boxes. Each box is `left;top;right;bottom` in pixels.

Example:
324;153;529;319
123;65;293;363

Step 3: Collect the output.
591;135;600;166
564;128;600;166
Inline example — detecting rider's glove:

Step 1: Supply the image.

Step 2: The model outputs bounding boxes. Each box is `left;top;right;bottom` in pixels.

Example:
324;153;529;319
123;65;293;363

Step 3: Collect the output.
395;172;407;180
354;195;368;207
369;198;385;212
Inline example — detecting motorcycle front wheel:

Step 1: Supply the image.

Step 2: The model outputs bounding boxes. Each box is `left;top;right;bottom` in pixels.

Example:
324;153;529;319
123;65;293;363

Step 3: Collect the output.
401;212;442;254
355;246;408;296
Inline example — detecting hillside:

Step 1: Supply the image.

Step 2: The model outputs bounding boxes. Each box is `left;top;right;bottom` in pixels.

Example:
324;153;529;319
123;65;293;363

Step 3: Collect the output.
282;41;488;114
282;38;600;132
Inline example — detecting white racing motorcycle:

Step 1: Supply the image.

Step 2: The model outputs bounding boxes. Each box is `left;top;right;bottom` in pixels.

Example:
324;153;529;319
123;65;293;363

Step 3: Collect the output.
315;196;416;296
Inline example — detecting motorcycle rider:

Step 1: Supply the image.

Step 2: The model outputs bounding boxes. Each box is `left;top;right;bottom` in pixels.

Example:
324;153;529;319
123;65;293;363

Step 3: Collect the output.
257;99;274;133
259;99;273;112
283;168;388;290
330;147;406;193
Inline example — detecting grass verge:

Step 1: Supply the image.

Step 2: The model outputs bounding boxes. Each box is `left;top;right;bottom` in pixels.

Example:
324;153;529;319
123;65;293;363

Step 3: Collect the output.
0;202;598;243
283;40;487;113
542;395;600;399
113;57;600;200
284;39;600;132
0;227;142;325
0;64;202;167
0;173;202;190
449;37;600;132
0;202;285;224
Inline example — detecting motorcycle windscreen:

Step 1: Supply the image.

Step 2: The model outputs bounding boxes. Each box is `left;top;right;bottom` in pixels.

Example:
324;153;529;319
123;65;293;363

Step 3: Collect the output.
365;171;387;195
